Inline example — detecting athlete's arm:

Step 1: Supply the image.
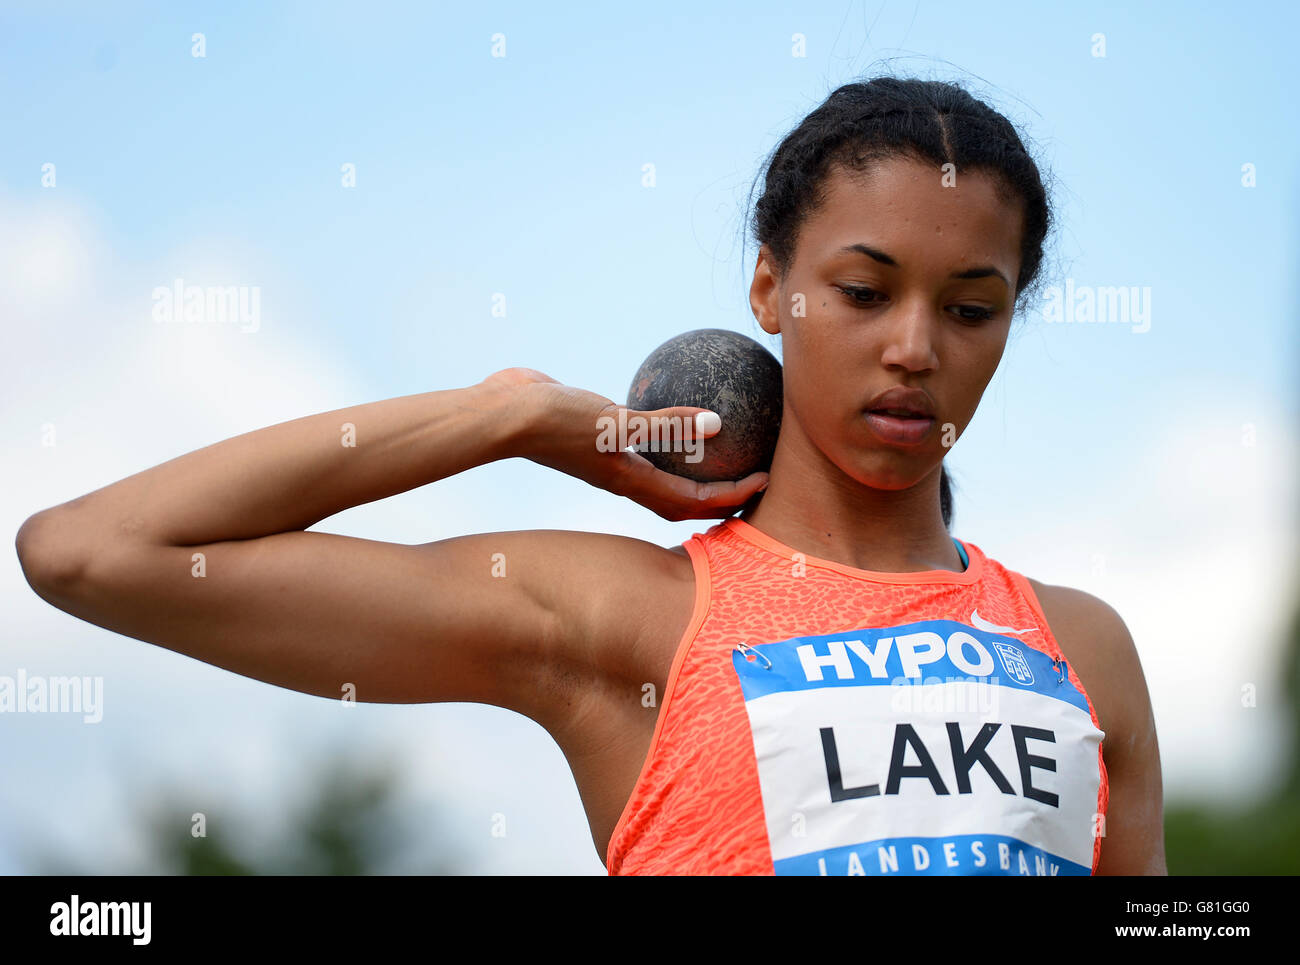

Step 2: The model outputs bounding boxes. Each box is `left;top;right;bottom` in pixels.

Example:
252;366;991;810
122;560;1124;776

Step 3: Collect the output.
1034;582;1168;875
13;370;764;736
1090;601;1167;875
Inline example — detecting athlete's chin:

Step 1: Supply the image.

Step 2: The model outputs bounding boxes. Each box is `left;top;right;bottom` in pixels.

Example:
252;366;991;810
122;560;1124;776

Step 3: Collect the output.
838;441;939;491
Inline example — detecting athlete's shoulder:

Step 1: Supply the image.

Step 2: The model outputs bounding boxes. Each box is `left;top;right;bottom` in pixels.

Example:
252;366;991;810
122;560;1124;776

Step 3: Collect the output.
509;528;695;678
507;528;695;607
492;527;690;570
1023;579;1128;639
1023;578;1138;667
1022;578;1148;733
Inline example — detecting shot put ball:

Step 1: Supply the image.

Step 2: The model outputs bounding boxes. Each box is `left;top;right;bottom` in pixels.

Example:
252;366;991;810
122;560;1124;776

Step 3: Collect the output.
625;328;783;483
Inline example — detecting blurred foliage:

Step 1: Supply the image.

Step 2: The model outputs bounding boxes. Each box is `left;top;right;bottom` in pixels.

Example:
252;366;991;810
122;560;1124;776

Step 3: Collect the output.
1163;567;1300;874
27;746;468;875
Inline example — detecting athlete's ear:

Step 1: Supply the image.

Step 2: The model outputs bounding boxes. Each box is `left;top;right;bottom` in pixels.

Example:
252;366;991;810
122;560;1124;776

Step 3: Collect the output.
750;245;782;337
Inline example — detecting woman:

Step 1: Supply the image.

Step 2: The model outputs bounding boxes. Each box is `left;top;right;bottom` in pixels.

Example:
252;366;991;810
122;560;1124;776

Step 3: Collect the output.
15;76;1165;875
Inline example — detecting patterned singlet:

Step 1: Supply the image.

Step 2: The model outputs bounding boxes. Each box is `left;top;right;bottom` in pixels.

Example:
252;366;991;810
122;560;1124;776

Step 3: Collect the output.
606;517;1109;876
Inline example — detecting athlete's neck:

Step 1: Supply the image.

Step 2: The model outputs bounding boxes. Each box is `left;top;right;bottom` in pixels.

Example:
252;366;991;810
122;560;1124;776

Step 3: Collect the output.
737;450;961;574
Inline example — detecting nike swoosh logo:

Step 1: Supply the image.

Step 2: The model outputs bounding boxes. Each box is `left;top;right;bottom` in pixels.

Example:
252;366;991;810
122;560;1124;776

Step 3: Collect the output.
970;608;1037;636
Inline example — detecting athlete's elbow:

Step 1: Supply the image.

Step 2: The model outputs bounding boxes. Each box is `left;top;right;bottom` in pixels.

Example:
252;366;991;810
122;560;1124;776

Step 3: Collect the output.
16;509;91;602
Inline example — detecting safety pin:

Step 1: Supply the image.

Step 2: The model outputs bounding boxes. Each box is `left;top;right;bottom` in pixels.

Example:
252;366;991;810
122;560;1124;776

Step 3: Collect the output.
1055;656;1067;685
734;642;773;671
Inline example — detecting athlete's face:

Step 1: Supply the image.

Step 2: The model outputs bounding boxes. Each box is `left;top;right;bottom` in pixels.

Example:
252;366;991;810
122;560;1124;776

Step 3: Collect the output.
751;155;1023;490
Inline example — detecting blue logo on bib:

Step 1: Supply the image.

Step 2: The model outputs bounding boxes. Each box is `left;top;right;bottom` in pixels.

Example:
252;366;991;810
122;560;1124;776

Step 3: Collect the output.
992;642;1035;686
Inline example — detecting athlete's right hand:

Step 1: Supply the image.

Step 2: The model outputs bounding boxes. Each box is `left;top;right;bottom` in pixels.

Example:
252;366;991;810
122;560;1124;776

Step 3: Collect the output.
482;367;769;522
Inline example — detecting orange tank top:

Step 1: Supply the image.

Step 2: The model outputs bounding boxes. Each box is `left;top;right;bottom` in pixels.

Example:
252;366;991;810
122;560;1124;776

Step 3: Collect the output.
606;517;1109;876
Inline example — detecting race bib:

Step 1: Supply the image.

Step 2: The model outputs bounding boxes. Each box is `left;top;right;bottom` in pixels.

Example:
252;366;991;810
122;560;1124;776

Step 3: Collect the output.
731;619;1104;876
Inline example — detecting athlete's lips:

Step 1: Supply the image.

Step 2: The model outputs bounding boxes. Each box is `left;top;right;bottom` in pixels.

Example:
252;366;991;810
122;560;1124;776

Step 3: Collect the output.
863;411;933;446
864;385;936;419
862;386;936;447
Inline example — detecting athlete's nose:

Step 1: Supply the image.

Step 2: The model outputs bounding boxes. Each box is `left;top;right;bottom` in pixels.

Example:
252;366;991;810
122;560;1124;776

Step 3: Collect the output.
879;298;939;373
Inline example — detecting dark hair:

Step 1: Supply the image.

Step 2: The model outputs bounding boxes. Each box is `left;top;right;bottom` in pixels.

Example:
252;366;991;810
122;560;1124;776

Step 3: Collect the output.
939;466;953;531
746;75;1055;533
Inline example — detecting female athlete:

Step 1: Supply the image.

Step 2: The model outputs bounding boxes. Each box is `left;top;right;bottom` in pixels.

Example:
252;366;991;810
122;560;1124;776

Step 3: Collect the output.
15;76;1166;876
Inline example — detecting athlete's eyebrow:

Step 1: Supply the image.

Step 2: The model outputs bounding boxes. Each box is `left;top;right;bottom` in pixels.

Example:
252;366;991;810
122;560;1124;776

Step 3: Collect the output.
838;243;1010;288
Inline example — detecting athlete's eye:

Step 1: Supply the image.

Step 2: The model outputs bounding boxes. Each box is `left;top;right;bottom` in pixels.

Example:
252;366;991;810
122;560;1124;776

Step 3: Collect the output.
835;285;886;306
951;305;997;323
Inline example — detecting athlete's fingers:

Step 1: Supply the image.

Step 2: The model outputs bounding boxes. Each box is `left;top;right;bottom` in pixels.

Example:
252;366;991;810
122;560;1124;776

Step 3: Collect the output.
614;449;769;521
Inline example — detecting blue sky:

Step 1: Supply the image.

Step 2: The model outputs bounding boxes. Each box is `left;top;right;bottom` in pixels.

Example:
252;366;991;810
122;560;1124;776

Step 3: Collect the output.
2;0;1297;873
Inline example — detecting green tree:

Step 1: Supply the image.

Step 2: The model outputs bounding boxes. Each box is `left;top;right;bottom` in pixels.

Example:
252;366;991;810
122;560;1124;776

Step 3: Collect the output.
26;746;468;875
